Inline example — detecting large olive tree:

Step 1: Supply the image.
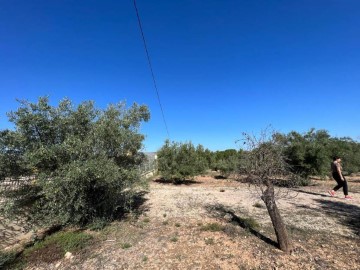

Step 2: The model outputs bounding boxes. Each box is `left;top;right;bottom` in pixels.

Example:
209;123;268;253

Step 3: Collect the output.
0;97;150;226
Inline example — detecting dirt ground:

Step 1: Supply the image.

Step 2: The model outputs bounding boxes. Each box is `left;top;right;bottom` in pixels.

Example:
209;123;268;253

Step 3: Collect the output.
3;175;360;270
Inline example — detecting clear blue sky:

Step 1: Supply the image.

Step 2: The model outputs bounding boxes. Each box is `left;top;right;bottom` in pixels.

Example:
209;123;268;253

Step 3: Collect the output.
1;0;359;152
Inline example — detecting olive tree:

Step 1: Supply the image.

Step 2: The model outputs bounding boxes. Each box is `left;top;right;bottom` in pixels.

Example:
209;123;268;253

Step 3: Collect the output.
157;140;207;182
0;97;150;226
240;129;297;253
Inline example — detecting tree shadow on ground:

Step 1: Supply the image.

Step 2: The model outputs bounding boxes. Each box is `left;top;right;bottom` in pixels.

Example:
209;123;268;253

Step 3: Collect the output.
153;178;201;185
120;190;149;219
350;179;360;183
214;175;227;180
205;203;279;249
313;199;360;236
292;189;329;198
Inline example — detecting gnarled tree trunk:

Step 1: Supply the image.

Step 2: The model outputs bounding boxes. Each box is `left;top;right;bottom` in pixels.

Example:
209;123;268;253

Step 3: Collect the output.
262;183;291;253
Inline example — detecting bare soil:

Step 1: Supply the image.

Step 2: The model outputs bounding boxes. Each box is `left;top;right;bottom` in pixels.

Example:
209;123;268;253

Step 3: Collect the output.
3;175;360;269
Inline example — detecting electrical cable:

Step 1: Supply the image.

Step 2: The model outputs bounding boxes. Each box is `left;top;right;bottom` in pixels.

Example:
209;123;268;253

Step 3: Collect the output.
133;0;170;139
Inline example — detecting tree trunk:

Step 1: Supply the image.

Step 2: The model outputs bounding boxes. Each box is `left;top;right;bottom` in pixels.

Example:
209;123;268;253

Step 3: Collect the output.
262;183;291;253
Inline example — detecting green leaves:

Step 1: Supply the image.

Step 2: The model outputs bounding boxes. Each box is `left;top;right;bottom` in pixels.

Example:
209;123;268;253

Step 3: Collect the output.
0;97;150;226
278;129;360;177
157;140;207;182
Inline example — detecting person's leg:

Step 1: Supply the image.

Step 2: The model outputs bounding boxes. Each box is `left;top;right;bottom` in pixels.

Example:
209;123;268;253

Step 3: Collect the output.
341;175;351;198
342;180;348;196
332;173;343;191
333;181;343;191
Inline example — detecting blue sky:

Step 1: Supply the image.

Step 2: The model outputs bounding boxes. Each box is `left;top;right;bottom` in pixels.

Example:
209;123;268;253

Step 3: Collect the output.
1;0;359;152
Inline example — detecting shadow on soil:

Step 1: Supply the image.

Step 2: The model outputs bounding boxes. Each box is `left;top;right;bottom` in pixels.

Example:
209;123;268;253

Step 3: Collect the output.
351;179;360;183
205;203;279;249
313;199;360;236
153;178;202;185
292;189;329;198
124;191;149;218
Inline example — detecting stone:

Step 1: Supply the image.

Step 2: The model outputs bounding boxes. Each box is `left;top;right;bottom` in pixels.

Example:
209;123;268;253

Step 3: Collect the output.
65;252;74;260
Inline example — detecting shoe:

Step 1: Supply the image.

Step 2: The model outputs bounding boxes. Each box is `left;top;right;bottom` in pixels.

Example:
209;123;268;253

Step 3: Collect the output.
328;190;335;197
344;196;353;200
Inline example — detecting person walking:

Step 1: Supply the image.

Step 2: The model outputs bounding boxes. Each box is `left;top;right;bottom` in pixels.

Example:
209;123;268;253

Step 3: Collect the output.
328;156;352;199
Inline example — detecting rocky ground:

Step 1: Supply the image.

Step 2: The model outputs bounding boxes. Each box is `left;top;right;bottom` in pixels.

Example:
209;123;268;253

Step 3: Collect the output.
2;175;360;269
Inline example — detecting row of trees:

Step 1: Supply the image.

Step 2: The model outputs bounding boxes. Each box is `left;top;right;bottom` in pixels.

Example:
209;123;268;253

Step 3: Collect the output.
276;129;360;177
156;129;360;182
156;141;242;181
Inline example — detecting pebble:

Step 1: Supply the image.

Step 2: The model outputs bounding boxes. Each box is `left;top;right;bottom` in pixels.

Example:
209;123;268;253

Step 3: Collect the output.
65;252;74;260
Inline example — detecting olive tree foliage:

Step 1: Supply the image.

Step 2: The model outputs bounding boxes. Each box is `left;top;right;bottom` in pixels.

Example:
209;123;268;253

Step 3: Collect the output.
275;128;360;178
211;149;242;178
157;140;207;182
240;129;298;253
327;137;360;175
0;97;150;226
274;129;331;178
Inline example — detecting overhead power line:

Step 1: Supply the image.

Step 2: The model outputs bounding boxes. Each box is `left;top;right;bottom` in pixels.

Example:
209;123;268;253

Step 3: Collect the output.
133;0;170;139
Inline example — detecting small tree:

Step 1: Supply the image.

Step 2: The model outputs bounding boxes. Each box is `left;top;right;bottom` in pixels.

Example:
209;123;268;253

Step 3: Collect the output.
240;129;295;253
157;140;207;182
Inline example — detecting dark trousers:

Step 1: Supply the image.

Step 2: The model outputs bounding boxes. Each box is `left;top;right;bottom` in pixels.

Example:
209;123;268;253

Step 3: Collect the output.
332;172;348;196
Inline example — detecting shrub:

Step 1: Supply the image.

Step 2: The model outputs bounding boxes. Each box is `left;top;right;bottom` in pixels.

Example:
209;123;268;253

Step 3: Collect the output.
0;97;150;227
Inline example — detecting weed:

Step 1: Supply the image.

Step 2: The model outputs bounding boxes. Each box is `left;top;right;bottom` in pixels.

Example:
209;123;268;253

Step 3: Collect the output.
223;224;240;238
143;218;150;223
170;236;178;242
142;256;148;262
175;223;181;227
30;231;91;254
0;250;17;269
121;243;132;249
137;222;145;229
205;238;215;245
88;218;109;231
241;217;260;231
23;230;92;264
253;202;263;208
200;222;224;232
163;213;167;218
287;225;308;238
162;220;169;225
